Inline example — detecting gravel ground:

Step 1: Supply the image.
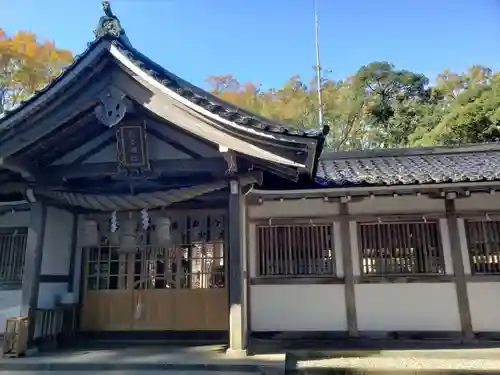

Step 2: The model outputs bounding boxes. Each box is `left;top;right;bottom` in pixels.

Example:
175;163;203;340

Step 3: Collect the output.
298;357;500;371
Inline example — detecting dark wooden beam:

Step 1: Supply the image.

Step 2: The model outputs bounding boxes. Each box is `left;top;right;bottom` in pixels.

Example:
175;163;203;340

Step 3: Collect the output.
43;157;227;181
445;198;474;340
340;203;358;337
56;175;221;194
67;212;79;294
240;155;299;181
0;156;41;181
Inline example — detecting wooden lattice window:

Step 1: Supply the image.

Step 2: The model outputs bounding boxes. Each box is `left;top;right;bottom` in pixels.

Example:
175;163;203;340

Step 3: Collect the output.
86;246;129;290
132;242;225;290
0;228;27;284
465;220;500;275
358;221;445;276
85;242;225;290
256;224;334;277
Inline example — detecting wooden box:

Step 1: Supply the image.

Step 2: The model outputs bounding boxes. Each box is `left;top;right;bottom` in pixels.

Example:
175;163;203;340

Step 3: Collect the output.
2;317;28;358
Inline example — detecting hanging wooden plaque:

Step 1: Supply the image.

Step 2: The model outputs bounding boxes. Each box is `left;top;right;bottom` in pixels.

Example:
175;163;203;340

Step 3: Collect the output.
116;121;150;173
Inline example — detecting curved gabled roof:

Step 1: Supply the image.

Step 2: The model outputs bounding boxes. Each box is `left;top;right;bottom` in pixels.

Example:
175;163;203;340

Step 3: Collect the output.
0;1;329;142
0;2;328;180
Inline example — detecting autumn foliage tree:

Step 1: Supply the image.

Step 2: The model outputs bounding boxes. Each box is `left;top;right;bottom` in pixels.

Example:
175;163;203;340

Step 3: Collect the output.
0;29;72;113
206;63;500;150
0;27;497;150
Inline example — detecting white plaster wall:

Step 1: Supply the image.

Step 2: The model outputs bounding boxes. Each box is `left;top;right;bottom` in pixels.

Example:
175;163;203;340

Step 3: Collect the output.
455;193;500;211
40;207;73;275
37;207;74;309
355;283;460;331
467;283;500;331
0;210;29;227
248;196;444;220
349;196;445;215
248;199;339;219
250;285;347;331
37;283;68;309
246;194;500;334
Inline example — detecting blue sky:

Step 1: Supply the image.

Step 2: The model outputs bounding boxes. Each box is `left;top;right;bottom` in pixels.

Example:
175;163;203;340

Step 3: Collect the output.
1;0;499;90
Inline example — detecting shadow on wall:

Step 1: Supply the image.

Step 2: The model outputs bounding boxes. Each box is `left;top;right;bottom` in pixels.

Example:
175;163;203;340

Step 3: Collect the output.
0;289;22;333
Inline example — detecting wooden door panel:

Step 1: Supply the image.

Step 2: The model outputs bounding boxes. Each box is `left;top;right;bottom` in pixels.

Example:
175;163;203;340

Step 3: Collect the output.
81;290;133;331
80;211;229;333
130;289;228;331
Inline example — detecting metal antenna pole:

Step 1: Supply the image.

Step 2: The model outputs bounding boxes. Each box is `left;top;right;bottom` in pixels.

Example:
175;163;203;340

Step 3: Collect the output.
314;0;324;130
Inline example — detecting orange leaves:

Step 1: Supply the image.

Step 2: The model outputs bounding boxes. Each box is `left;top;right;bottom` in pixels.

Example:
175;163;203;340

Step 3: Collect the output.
205;74;240;95
205;74;265;115
205;72;316;127
0;28;73;112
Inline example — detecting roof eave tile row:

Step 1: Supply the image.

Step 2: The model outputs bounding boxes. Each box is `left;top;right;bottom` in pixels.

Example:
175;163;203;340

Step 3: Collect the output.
110;41;325;139
316;150;500;187
0;38;102;126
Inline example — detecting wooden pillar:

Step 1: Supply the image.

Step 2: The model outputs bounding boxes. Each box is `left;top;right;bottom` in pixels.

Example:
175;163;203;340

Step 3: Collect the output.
445;198;474;340
67;212;79;293
340;203;358;337
227;179;246;356
21;200;47;344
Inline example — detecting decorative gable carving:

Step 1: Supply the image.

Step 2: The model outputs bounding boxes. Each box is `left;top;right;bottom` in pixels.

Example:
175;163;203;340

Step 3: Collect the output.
95;87;127;128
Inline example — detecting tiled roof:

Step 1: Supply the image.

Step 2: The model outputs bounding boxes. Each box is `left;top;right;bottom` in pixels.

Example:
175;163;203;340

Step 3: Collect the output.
316;144;500;187
112;42;325;139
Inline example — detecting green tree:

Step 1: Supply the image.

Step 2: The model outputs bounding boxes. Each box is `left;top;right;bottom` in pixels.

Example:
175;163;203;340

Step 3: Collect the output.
354;61;429;148
207;62;499;151
421;71;500;145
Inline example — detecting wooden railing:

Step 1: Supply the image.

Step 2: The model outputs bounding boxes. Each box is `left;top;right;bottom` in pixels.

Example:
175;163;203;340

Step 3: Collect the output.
465;219;500;274
0;229;27;284
358;221;445;276
256;224;334;277
32;305;78;348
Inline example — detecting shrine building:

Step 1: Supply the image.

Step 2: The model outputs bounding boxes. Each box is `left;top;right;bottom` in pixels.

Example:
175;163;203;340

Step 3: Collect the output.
1;1;500;353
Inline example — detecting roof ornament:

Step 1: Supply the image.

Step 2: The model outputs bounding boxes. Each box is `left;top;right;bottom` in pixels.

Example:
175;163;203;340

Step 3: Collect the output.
94;1;132;47
95;87;127;128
